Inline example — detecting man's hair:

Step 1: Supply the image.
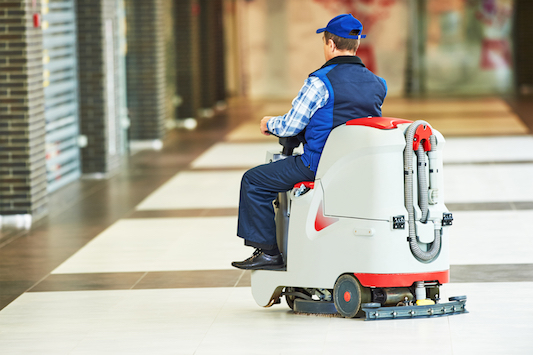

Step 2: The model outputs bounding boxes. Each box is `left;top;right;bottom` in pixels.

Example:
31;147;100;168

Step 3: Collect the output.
324;31;361;52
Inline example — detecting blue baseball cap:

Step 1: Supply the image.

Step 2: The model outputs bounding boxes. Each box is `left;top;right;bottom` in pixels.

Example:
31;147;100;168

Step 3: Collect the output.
316;14;366;39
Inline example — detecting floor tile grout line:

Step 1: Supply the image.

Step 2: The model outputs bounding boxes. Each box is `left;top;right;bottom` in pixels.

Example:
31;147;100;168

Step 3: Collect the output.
233;270;246;287
194;281;236;354
25;272;54;293
129;272;149;290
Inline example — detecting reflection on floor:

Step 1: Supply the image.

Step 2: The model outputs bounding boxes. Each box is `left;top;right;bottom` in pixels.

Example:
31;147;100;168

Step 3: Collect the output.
0;97;532;354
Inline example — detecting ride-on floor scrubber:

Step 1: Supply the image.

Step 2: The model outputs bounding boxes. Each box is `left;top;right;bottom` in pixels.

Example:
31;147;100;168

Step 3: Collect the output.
253;117;467;320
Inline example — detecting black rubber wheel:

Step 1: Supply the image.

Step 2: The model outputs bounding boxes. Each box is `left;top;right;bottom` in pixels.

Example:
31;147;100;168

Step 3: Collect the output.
334;274;363;318
285;287;295;310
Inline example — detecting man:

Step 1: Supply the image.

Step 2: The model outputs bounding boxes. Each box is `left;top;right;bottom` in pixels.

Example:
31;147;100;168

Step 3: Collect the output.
232;14;387;270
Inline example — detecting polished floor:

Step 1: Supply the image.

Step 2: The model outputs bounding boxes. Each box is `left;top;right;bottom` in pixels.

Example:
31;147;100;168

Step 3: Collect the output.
0;96;533;354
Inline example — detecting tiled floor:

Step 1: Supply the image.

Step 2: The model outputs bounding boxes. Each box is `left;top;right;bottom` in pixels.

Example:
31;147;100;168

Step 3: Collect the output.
0;97;533;354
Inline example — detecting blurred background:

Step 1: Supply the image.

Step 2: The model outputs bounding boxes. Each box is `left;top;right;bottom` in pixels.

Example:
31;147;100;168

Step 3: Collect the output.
0;0;532;227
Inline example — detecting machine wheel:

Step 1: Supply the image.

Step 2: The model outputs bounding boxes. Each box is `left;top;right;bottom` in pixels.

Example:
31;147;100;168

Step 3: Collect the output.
334;274;364;318
285;287;295;310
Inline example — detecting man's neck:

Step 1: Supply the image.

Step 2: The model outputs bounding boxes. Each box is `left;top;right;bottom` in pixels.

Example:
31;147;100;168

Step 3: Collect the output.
333;50;356;57
319;55;364;70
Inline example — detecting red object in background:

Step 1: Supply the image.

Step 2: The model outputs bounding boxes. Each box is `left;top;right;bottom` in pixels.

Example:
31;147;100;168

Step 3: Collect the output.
480;39;512;70
356;44;377;73
33;13;41;28
192;2;200;16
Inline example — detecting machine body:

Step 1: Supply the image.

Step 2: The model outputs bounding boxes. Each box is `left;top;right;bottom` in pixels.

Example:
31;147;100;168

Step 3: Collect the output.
251;117;467;320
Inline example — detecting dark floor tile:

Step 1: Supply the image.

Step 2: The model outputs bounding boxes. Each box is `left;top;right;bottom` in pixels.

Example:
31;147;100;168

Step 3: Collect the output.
0;280;35;309
127;208;238;219
0;280;35;295
128;209;208;218
189;167;252;172
451;264;533;283
447;201;533;212
0;295;20;310
512;201;533;210
236;270;251;287
134;270;246;289
28;272;147;292
0;228;24;248
505;95;533;134
447;202;514;211
445;160;533;166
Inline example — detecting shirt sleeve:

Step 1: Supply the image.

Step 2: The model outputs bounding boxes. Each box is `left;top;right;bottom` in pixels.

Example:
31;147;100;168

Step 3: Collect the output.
266;76;329;137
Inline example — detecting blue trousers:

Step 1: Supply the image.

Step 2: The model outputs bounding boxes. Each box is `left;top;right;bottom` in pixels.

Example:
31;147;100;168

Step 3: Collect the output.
237;155;315;250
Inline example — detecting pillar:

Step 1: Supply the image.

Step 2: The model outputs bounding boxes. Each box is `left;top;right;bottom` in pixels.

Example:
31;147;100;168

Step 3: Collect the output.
0;0;47;223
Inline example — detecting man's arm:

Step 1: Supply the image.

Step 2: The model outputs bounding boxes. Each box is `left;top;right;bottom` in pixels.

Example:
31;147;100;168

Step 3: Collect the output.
260;76;328;137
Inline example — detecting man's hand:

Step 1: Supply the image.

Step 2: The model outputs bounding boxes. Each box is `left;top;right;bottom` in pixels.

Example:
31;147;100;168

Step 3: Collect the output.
260;116;273;136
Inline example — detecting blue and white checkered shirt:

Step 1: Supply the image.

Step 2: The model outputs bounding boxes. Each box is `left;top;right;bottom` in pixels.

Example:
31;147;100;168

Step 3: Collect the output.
266;76;329;137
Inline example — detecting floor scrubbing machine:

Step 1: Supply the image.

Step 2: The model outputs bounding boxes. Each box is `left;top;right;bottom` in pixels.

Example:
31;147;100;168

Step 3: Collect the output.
253;117;467;320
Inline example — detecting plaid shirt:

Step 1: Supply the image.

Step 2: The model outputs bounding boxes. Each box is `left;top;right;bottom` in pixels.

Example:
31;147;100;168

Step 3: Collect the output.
266;76;329;137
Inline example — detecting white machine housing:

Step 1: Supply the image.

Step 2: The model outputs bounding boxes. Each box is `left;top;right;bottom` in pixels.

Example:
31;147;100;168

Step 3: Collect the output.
252;118;450;307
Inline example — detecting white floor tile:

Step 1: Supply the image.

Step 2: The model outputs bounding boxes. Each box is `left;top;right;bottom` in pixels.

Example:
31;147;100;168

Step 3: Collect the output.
444;136;533;164
0;284;531;354
449;210;533;265
0;288;234;355
52;217;249;274
445;282;533;355
444;163;533;203
191;142;303;169
136;170;245;210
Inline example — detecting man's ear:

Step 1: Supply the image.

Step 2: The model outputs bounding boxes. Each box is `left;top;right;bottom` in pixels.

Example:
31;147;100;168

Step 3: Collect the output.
327;38;336;52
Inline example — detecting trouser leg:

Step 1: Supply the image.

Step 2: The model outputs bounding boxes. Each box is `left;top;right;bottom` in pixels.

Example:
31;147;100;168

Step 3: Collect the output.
237;155;315;250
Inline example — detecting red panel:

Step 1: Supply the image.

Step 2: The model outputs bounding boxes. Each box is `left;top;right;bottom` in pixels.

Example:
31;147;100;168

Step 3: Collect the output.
413;124;433;151
293;181;315;189
354;270;449;287
346;117;413;129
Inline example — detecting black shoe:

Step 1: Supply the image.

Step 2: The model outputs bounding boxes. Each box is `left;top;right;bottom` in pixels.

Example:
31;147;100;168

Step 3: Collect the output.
231;249;285;270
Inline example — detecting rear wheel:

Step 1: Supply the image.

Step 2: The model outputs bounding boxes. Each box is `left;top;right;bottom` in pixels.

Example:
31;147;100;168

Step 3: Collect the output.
334;274;364;318
285;287;296;310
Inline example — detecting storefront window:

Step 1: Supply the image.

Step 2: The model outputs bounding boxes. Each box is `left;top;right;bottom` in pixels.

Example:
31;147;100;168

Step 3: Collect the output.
425;0;514;95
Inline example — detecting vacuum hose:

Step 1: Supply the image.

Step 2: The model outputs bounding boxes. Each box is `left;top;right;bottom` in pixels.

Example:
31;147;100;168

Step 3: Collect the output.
404;121;441;262
417;144;429;223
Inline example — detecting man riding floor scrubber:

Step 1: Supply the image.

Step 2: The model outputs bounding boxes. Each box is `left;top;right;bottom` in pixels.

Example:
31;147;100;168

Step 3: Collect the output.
250;117;467;320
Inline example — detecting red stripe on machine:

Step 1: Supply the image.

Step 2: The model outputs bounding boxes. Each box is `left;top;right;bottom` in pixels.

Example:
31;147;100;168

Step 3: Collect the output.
354;270;449;287
293;181;314;189
314;202;339;232
346;117;413;129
